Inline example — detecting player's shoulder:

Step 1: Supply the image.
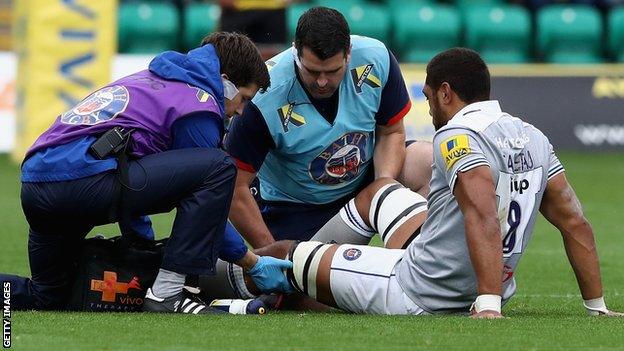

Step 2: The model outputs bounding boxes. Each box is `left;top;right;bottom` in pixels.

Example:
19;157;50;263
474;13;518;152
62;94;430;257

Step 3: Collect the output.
446;101;505;133
433;125;480;152
436;120;485;146
432;126;482;171
350;35;388;51
435;124;476;138
349;35;392;83
252;50;297;108
519;118;548;139
349;35;389;61
500;113;551;148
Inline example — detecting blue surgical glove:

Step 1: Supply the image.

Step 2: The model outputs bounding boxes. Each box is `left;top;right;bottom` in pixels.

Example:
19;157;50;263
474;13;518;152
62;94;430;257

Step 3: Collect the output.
247;256;294;294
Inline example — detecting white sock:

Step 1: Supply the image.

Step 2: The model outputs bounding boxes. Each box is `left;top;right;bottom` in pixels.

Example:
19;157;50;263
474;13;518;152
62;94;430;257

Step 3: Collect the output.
339;199;376;238
151;269;186;298
310;199;375;245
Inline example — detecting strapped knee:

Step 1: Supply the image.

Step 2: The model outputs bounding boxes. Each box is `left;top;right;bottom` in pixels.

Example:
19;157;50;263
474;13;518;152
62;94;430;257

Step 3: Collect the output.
286;241;333;299
368;183;428;246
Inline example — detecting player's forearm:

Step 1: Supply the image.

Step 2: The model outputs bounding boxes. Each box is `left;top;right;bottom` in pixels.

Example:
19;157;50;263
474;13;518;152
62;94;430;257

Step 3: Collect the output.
465;215;503;296
373;130;405;179
561;219;603;299
235;251;259;271
229;187;276;248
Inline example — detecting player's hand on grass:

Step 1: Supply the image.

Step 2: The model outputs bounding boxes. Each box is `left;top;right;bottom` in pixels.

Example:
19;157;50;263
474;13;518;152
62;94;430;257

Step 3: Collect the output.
470;310;504;319
588;309;624;317
247;255;294;294
583;297;622;316
601;310;624;317
470;295;504;319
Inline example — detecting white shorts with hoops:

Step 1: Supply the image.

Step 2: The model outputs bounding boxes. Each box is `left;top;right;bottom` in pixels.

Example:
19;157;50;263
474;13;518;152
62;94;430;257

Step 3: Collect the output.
329;245;426;315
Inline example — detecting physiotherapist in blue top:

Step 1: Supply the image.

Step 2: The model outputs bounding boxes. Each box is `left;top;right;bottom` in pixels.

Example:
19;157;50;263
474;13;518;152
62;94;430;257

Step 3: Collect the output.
0;32;292;314
226;7;432;248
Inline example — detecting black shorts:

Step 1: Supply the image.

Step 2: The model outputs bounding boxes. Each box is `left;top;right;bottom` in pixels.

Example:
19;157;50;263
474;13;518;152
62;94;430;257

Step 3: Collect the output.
220;8;286;44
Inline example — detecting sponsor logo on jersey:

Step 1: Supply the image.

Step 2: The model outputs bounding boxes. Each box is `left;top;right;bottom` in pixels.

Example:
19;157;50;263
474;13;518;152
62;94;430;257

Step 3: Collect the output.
440;134;471;169
60;85;129;125
510;178;530;194
277;103;306;132
309;132;369;185
350;64;381;93
343;248;362;261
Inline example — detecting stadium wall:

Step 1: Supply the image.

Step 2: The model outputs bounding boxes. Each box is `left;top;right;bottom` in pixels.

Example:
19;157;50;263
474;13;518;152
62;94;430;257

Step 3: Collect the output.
1;55;623;154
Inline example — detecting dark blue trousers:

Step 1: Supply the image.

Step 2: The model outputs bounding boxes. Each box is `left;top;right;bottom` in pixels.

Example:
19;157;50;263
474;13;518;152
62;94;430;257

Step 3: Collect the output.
252;168;375;241
0;148;236;310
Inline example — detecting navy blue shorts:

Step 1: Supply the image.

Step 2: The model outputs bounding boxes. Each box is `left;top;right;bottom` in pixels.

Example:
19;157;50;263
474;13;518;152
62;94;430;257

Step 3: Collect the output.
251;170;374;241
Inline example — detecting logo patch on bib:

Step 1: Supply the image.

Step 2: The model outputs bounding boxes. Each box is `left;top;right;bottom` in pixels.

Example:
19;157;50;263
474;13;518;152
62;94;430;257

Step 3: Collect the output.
61;85;129;125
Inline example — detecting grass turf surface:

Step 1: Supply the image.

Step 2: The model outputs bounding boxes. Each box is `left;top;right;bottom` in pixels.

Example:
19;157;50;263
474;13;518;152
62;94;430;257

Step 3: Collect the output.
1;152;623;350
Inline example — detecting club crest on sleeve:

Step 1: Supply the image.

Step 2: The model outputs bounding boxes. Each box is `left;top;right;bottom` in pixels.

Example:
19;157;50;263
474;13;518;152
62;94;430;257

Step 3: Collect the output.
440;134;471;169
343;248;362;261
61;85;129;125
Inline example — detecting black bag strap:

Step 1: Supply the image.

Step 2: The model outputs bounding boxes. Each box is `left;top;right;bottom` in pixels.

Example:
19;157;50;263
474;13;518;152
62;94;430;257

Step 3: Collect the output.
97;128;142;243
116;150;140;241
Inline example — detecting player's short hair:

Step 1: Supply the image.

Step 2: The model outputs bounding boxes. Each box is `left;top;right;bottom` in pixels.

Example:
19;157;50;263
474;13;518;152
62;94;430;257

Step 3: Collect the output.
425;48;490;103
201;32;270;93
295;7;351;60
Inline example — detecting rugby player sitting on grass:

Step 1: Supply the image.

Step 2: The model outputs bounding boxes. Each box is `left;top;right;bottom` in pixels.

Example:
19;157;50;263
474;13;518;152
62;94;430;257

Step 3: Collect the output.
200;48;623;318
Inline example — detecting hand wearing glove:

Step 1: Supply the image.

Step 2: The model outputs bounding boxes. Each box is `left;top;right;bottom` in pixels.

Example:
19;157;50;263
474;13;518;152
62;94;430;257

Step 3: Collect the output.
245;254;294;294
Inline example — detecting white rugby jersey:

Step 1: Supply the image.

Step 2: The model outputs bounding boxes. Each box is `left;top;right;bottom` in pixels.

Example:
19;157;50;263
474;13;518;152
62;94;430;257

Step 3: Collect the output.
397;100;564;314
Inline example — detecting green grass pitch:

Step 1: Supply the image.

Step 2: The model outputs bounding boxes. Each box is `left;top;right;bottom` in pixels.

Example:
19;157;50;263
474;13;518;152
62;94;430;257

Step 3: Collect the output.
1;152;623;350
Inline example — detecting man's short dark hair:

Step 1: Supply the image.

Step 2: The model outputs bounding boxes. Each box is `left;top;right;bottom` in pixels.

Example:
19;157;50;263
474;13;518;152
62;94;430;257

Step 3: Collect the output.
295;7;350;60
425;48;490;103
201;32;270;93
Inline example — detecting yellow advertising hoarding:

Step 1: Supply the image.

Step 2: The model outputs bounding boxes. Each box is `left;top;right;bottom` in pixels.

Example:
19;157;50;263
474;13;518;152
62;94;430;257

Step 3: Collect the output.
12;0;116;161
399;67;434;143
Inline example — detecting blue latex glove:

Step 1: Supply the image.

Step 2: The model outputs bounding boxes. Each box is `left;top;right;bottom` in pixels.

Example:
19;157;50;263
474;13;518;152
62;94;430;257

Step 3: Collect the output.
247;256;294;294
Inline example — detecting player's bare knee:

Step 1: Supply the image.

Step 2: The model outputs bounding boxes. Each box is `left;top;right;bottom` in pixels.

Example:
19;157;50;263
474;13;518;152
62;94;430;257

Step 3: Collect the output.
369;183;428;247
400;141;433;195
286;241;336;300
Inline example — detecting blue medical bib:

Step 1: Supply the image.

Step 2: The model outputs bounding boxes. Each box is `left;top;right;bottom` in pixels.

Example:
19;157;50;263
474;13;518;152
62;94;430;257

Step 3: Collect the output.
254;36;390;204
